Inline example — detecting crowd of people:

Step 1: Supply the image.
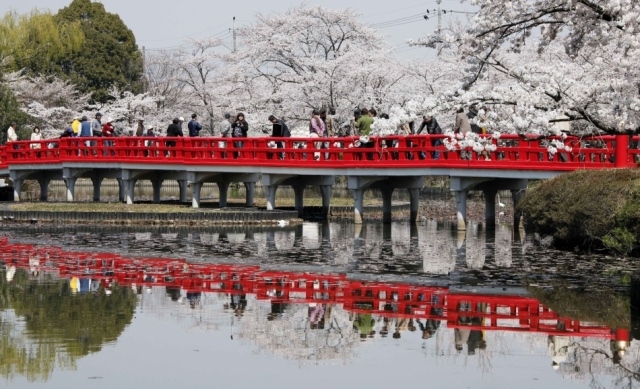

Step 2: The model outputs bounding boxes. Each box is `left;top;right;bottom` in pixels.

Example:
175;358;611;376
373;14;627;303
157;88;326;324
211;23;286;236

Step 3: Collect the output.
4;105;494;160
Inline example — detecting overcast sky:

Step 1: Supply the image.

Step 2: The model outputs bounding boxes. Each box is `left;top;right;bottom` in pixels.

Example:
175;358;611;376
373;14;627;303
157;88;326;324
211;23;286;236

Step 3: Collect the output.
1;0;474;59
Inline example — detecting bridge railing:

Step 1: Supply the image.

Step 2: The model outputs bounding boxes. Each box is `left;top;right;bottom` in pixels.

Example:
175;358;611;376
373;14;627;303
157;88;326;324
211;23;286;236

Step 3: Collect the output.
0;134;637;170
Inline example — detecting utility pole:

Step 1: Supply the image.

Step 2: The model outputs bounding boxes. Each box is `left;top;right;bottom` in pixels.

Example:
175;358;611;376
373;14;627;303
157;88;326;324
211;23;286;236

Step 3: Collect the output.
436;0;442;34
142;45;146;93
232;16;237;53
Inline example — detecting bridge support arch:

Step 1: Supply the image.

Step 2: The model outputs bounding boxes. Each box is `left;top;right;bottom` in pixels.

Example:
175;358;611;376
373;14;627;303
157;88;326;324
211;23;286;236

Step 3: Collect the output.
186;172;259;209
349;176;425;224
451;177;528;231
262;174;335;218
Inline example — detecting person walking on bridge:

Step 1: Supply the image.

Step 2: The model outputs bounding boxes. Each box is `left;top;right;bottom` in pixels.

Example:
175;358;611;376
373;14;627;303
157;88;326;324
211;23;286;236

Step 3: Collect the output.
230;113;248;159
6;122;18;145
102;118;115;156
71;116;81;137
309;110;325;160
417;114;443;160
188;113;202;137
30;127;42;155
91;112;102;153
135;118;145;136
92;112;103;136
79;116;93;154
165;118;183;157
455;108;472;160
268;115;290;160
218;113;232;158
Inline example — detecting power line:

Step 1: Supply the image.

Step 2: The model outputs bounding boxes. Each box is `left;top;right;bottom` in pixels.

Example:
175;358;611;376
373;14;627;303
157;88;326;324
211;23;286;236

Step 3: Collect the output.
362;1;437;18
371;8;475;30
144;31;232;52
139;21;233;44
371;13;425;28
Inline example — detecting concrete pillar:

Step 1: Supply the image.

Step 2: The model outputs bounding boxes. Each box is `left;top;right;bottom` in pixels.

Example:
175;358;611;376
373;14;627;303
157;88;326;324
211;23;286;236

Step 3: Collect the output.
38;178;50;202
511;189;524;229
218;182;229;208
408;188;420;224
320;185;332;219
409;223;419;256
293;185;305;218
65;177;77;202
454;190;468;231
125;179;136;205
151;179;163;203
265;185;278;211
191;182;202;208
12;179;22;202
320;220;331;241
91;177;103;202
244;182;255;206
483;189;497;230
381;187;394;224
353;188;365;225
353;223;364;258
265;230;276;253
455;230;467;265
178;180;188;203
117;178;125;202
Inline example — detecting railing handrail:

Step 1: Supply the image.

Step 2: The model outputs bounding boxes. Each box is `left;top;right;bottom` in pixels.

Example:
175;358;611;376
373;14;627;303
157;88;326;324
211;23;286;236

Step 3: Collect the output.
0;134;636;171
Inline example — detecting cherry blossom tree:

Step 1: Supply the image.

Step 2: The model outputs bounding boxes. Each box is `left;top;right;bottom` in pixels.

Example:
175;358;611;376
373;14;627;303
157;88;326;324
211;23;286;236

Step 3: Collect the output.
229;6;400;127
411;0;640;135
3;71;90;138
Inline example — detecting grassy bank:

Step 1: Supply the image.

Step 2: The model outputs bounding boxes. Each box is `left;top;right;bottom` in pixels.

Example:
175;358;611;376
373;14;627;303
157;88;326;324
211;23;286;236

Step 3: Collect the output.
518;169;640;255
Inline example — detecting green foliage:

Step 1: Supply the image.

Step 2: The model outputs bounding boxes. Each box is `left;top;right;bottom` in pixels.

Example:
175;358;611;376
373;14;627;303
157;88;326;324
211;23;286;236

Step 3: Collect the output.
527;285;630;329
519;169;640;255
0;269;136;381
0;83;30;143
0;10;84;75
603;228;637;255
55;0;144;102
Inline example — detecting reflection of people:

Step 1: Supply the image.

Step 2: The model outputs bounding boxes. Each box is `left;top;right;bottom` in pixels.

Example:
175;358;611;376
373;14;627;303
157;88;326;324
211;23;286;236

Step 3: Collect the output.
187;291;201;309
417;310;441;340
467;303;487;355
455;300;473;352
29;256;40;276
267;298;288;321
610;338;627;365
166;287;181;301
393;317;410;339
70;276;80;293
230;293;247;316
308;303;326;329
548;335;570;370
353;313;375;340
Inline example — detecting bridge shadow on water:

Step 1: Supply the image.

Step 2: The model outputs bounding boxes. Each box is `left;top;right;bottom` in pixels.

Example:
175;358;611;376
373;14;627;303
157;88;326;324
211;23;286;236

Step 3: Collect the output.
1;221;640;387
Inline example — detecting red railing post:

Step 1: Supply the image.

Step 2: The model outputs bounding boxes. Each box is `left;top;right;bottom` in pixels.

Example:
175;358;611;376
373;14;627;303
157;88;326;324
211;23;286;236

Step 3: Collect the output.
615;134;629;168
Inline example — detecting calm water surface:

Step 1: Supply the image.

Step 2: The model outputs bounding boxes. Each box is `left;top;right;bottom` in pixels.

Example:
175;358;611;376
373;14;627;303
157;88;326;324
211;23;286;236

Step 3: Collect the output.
0;221;638;389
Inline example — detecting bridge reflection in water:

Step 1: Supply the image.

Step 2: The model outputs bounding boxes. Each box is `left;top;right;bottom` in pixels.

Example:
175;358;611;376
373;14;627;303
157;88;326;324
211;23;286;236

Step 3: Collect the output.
1;235;632;379
15;221;523;276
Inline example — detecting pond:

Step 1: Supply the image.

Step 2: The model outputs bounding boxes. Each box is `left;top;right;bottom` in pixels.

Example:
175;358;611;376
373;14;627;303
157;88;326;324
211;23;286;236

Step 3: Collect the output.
0;221;638;388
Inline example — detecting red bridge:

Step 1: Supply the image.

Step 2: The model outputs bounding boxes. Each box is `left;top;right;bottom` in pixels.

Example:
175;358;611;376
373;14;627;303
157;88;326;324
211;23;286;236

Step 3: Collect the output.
0;134;637;228
0;237;629;343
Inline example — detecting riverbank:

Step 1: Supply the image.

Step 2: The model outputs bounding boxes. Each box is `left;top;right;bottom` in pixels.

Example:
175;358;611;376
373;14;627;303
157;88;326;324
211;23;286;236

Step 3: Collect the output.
0;196;511;226
519;169;640;256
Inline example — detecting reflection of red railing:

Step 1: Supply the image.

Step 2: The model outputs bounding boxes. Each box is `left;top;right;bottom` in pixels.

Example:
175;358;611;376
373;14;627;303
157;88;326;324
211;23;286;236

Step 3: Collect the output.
1;134;638;170
0;237;629;342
